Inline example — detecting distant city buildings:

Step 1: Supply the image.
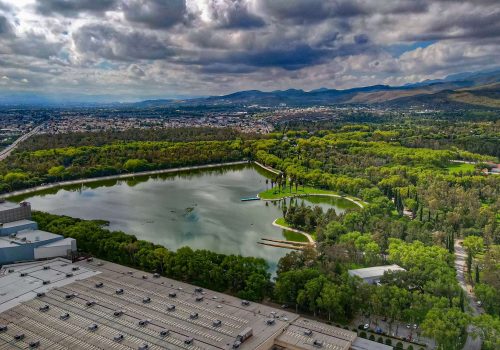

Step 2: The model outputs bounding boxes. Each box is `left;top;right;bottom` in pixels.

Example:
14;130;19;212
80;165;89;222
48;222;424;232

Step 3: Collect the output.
0;202;76;265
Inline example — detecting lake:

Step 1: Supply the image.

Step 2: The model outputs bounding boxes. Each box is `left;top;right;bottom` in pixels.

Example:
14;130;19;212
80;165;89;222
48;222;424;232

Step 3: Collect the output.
11;164;358;272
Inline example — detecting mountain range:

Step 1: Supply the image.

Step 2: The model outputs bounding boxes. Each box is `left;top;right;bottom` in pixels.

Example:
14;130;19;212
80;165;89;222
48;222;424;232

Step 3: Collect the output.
1;69;499;108
131;69;500;109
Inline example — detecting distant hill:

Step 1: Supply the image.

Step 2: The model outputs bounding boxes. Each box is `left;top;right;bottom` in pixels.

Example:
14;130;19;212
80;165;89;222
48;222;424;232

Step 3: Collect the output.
130;69;500;109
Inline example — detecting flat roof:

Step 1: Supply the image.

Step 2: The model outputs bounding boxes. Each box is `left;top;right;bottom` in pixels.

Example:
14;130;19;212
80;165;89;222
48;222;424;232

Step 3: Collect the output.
348;264;405;279
37;237;75;248
0;219;36;229
0;258;374;350
0;229;62;245
0;258;99;313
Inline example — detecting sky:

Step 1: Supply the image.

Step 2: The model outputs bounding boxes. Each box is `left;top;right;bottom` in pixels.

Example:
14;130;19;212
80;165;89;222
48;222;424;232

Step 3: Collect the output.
0;0;499;100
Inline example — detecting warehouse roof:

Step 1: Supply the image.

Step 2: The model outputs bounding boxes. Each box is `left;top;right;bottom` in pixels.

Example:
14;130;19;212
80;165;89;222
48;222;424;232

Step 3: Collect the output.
1;229;61;245
0;258;390;350
348;264;405;280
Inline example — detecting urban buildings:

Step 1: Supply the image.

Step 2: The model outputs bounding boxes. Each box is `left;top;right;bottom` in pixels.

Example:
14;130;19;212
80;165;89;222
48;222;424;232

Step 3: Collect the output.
0;202;76;265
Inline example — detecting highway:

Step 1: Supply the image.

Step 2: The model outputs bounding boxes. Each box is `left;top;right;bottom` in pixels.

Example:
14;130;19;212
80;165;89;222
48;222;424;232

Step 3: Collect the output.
0;124;43;161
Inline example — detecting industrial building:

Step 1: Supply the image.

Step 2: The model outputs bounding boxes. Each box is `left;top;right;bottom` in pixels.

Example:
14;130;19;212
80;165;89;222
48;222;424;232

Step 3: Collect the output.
348;265;406;285
0;201;76;265
0;258;390;350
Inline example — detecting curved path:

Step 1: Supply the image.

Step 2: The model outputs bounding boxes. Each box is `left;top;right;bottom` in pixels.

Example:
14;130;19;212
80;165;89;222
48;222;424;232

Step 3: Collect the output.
0;161;249;200
259;192;365;209
272;219;315;244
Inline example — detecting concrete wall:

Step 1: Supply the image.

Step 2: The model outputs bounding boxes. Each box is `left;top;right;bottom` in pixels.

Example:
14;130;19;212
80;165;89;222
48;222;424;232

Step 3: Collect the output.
0;204;31;224
34;239;76;260
0;237;63;265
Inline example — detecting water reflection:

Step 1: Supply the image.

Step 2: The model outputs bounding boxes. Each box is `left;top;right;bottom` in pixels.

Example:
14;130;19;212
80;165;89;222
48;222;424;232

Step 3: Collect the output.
12;164;357;272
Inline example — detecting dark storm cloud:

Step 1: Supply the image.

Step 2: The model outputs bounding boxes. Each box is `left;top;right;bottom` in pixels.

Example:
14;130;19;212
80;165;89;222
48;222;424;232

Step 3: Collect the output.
73;24;174;61
206;0;266;29
258;0;365;24
35;0;118;16
0;15;14;37
122;0;187;29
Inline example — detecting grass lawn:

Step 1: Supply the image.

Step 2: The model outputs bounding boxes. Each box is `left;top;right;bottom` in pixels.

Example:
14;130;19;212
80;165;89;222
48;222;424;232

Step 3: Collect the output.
275;217;315;242
447;162;475;174
259;185;340;200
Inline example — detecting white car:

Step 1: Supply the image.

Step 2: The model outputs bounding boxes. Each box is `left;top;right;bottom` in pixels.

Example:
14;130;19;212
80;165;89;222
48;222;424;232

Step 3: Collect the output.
363;324;369;330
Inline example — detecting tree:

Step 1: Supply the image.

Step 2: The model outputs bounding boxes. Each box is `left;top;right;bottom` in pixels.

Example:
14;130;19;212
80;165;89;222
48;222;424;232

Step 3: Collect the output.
421;307;469;350
462;236;484;258
471;314;500;350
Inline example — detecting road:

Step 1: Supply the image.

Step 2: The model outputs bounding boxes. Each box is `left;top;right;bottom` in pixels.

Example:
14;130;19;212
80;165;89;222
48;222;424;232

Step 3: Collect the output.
454;239;483;350
0;124;43;161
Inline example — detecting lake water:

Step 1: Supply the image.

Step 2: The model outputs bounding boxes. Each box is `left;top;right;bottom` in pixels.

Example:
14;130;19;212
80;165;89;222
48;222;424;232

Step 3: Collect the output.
11;164;357;271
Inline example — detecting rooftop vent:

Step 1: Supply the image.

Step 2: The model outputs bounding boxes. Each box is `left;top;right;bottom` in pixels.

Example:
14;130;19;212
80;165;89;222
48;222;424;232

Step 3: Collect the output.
168;292;176;298
7;269;14;273
36;292;45;298
65;293;76;300
142;275;148;279
29;340;40;348
195;295;204;302
313;340;323;348
0;325;7;332
194;287;203;293
184;337;193;345
241;300;250;306
138;319;149;327
88;324;98;332
138;344;149;350
14;333;25;340
166;304;175;311
65;273;73;278
42;280;50;285
20;272;27;277
60;313;70;321
153;273;160;278
304;329;313;336
266;319;275;326
39;305;49;312
213;319;222;327
72;266;79;271
142;297;151;304
159;330;169;337
113;334;124;342
43;266;50;270
95;282;103;288
189;312;199;320
232;341;241;349
86;300;96;307
115;288;124;295
86;257;93;262
113;310;124;317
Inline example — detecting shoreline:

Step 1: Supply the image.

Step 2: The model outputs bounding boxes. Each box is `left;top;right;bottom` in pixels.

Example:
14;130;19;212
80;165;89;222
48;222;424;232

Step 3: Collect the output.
259;192;365;208
0;160;249;200
272;219;315;244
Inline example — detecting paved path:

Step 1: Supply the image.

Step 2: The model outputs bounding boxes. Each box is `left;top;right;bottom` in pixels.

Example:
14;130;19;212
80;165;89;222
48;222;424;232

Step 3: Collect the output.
272;219;315;243
0;161;249;200
454;239;483;350
0;124;43;161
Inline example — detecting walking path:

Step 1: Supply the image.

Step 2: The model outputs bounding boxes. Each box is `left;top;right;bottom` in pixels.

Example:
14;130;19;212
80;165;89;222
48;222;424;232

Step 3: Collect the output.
0;161;249;200
454;239;483;350
0;124;43;161
260;192;365;209
254;161;281;175
272;219;315;244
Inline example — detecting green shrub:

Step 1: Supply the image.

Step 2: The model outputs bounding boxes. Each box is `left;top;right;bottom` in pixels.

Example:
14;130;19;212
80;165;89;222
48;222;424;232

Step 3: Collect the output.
369;334;375;341
360;332;367;338
385;338;392;346
396;341;404;349
377;337;384;343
